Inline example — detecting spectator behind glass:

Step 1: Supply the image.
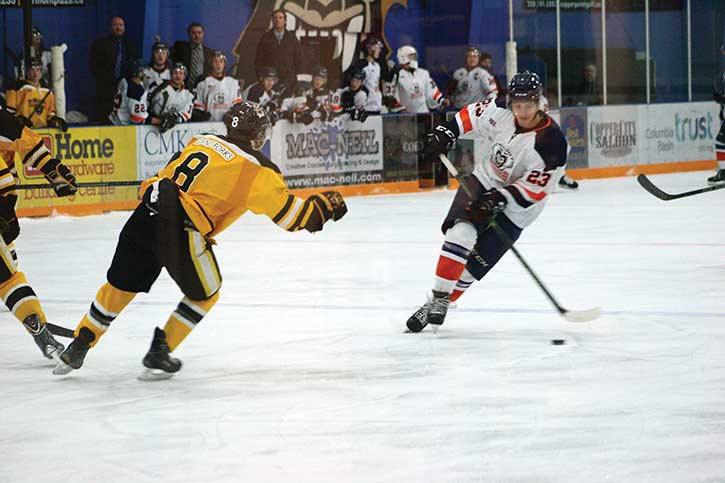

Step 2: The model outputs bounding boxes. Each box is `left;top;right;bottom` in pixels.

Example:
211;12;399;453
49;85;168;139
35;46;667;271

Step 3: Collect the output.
193;51;241;122
566;62;602;106
147;63;194;133
173;23;215;89
16;27;51;88
6;61;67;130
90;16;138;123
254;9;304;89
142;42;171;90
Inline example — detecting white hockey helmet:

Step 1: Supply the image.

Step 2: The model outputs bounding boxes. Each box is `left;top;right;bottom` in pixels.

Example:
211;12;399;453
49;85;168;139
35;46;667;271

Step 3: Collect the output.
396;45;418;69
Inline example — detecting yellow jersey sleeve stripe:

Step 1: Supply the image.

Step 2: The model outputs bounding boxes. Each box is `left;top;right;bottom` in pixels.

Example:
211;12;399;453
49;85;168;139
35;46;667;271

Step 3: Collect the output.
288;200;312;232
278;198;303;230
272;194;295;224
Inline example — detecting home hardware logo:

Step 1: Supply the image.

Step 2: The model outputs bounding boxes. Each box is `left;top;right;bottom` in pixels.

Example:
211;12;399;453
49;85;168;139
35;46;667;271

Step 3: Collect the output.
53;133;114;160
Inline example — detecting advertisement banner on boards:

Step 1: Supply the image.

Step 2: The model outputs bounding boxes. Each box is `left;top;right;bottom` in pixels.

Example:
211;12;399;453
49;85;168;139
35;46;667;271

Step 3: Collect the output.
136;122;225;179
17;125;138;212
559;107;589;169
270;116;384;189
642;102;718;164
586;105;642;168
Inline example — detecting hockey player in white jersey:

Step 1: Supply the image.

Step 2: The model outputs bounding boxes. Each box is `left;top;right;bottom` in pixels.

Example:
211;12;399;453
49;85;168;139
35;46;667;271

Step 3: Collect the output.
142;42;171;91
353;36;388;114
406;71;568;332
147;62;195;132
451;46;498;109
242;66;278;107
390;45;447;113
193;50;241;122
109;59;149;125
329;68;368;122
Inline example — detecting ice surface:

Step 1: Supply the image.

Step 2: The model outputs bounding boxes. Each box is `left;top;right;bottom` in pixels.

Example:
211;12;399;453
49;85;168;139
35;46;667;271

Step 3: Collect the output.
2;171;725;482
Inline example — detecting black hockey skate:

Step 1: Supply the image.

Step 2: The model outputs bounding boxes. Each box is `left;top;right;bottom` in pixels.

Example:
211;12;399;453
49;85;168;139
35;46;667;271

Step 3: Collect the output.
23;314;64;361
52;327;94;375
707;169;725;185
406;293;451;333
407;298;434;333
426;293;451;331
558;175;579;190
139;327;182;381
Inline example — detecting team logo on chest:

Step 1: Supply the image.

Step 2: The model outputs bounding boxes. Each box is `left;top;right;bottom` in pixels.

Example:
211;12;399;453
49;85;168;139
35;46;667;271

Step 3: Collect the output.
214;91;226;104
489;143;514;181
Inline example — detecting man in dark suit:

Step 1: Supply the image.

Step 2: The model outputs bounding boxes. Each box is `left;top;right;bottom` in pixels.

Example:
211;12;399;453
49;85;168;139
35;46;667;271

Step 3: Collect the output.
172;22;215;89
254;9;304;89
89;16;138;123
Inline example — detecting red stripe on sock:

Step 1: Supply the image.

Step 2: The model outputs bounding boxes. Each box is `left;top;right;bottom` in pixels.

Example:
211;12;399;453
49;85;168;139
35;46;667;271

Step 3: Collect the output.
716;151;725;161
436;255;466;281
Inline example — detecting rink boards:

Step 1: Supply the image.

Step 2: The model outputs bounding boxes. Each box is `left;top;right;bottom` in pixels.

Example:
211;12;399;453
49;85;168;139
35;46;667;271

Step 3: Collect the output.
12;101;719;217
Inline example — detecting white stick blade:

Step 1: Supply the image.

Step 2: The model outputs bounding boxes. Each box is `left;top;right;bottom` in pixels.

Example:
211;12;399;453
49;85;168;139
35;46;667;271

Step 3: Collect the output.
562;307;601;323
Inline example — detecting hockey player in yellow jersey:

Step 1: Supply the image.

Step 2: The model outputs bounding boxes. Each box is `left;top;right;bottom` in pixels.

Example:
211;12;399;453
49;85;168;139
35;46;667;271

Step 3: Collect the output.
5;61;67;130
54;101;348;379
0;107;78;360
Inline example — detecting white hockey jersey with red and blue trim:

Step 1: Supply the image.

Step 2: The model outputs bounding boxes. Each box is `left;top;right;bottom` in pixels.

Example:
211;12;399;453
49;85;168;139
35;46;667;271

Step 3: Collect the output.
193;75;242;122
394;67;443;113
451;66;498;109
452;100;567;228
109;78;148;125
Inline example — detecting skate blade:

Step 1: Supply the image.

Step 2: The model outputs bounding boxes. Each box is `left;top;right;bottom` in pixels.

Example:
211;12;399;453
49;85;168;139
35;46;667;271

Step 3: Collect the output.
138;368;176;381
52;360;74;376
430;324;441;334
47;348;62;364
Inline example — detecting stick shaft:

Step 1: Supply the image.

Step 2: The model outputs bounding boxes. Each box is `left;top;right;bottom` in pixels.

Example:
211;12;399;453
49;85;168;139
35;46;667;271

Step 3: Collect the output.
16;180;142;190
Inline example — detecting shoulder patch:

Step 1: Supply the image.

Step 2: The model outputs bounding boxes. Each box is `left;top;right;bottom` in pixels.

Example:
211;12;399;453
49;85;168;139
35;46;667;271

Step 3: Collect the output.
534;118;568;171
126;81;146;101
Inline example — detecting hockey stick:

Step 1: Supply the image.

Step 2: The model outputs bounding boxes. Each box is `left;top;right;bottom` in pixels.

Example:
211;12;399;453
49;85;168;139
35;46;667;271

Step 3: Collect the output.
46;322;75;338
438;154;600;323
15;180;142;190
636;173;725;201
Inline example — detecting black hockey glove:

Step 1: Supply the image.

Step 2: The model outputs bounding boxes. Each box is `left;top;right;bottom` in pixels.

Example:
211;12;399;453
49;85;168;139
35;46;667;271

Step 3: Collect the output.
48;115;68;132
304;191;348;233
40;158;78;197
714;91;725;105
0;194;19;244
423;124;456;160
353;108;368;122
466;190;506;225
159;112;177;133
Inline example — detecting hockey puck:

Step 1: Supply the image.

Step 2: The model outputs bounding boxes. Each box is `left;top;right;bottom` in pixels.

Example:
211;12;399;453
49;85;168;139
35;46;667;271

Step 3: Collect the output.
550;339;566;345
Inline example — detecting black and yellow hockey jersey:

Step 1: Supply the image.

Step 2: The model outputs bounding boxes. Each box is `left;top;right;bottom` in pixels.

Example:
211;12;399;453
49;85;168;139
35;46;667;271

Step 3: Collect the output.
141;134;317;237
0;109;55;196
5;82;56;128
